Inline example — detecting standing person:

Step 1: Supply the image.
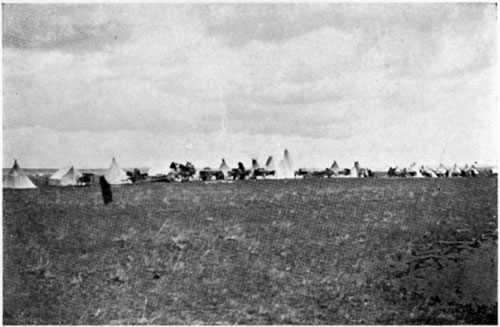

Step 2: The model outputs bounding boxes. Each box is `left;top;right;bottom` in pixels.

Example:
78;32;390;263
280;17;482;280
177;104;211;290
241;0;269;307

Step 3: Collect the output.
99;176;113;205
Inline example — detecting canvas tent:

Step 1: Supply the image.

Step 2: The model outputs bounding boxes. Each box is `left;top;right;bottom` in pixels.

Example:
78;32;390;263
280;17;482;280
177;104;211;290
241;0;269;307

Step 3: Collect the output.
265;156;275;171
251;159;260;173
218;159;230;178
421;166;437;178
331;161;340;176
448;163;461;177
3;160;37;189
461;164;479;177
277;149;294;179
49;166;83;186
436;163;447;176
348;162;359;178
104;158;132;185
407;162;423;178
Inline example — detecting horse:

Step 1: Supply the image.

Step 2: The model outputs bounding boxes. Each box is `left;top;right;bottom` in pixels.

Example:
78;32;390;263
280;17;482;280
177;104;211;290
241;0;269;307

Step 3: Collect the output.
294;168;309;178
303;169;335;178
77;173;95;186
177;162;196;181
227;162;251;180
250;168;276;179
126;168;147;183
388;167;405;177
199;168;224;181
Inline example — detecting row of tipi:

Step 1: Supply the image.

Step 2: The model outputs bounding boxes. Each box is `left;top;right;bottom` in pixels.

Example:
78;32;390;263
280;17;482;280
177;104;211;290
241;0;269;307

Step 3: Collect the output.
216;149;294;179
3;150;295;189
3;158;132;189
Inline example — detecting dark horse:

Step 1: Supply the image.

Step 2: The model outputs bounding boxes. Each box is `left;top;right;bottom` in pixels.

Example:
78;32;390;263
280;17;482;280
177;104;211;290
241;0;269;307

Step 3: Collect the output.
126;169;147;183
228;162;251;180
251;168;276;179
77;173;95;186
199;168;224;181
170;161;196;181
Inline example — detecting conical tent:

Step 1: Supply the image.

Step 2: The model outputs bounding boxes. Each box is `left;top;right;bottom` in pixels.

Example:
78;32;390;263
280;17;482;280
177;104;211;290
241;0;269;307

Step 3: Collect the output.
331;161;340;175
265;156;275;171
277;149;293;179
49;166;83;186
408;162;423;178
470;165;479;176
218;159;230;177
3;160;37;189
448;163;461;177
104;158;132;185
436;163;447;176
412;169;423;178
348;162;359;178
421;166;437;178
251;159;260;172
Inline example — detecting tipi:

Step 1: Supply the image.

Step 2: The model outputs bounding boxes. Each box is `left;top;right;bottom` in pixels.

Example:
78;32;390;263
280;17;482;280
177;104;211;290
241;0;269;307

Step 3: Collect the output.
331;161;340;176
448;163;461;177
436;163;447;177
469;164;479;177
265;156;275;172
3;160;37;189
421;166;437;178
218;159;230;178
277;149;294;179
104;158;132;185
462;164;470;175
348;161;360;178
49;166;83;186
251;159;260;174
407;162;423;178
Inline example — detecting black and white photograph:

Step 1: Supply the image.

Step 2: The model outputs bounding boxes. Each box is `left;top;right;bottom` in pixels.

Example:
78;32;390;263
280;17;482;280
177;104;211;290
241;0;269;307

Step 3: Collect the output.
2;2;498;324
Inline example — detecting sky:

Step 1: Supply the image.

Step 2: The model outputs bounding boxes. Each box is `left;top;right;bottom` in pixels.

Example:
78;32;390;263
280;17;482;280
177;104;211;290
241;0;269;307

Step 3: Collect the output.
2;3;498;170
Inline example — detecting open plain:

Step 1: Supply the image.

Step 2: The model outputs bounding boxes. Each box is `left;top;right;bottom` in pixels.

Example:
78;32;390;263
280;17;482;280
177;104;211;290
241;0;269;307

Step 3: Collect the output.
3;176;497;324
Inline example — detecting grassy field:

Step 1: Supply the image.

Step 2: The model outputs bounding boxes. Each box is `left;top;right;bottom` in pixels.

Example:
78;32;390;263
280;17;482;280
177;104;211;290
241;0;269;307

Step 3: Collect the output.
3;176;497;324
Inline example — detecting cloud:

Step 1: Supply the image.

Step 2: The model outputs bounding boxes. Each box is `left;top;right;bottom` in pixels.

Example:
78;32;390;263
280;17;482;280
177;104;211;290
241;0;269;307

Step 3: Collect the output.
2;4;134;53
2;3;497;168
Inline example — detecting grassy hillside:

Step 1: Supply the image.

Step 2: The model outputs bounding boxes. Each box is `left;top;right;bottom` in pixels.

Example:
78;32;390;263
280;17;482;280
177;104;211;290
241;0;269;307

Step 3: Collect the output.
3;177;497;324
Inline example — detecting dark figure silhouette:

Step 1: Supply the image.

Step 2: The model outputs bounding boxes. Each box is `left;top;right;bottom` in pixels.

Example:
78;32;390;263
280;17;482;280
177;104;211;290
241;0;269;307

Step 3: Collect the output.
99;176;113;205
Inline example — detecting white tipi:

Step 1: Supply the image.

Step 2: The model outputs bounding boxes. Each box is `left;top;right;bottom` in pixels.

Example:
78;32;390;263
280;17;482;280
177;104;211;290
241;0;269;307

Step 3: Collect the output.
49;166;83;186
407;162;423;178
436;163;447;177
448;163;461;177
331;160;341;176
470;164;480;176
251;158;260;174
3;160;37;189
348;161;360;178
265;156;275;171
104;158;132;185
277;149;294;179
218;159;230;178
421;166;438;178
